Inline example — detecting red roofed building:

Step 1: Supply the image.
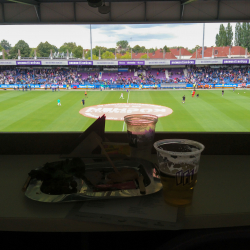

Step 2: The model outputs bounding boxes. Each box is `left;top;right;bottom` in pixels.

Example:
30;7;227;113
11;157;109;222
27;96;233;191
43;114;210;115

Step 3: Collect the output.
131;52;147;59
230;46;248;58
190;46;249;59
169;48;192;59
117;49;177;59
163;52;177;59
147;50;177;59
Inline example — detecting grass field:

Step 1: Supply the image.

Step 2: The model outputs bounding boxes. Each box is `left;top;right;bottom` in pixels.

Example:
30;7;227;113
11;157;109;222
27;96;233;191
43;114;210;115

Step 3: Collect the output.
0;89;250;132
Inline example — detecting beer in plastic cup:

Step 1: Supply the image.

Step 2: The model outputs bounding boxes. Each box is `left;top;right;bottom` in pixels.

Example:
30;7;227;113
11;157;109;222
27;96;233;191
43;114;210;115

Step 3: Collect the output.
154;139;205;206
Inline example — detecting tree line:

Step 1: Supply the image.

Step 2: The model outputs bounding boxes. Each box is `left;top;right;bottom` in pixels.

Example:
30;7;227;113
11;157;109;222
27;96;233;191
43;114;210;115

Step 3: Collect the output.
2;23;250;60
215;22;250;51
0;39;198;60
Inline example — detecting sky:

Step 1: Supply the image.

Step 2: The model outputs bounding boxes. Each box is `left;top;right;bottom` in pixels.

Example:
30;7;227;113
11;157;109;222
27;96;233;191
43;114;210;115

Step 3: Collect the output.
0;23;236;50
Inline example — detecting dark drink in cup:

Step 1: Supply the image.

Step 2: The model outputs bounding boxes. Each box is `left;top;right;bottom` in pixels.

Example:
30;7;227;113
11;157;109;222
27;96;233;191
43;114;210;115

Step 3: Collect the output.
124;114;158;159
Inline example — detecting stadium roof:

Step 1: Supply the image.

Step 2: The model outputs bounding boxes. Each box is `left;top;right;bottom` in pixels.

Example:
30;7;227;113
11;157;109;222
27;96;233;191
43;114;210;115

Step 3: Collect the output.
0;0;250;25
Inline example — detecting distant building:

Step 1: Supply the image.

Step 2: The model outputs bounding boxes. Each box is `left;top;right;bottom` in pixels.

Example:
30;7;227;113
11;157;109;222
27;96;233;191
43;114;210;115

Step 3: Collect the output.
169;48;192;59
190;46;249;59
131;52;148;59
148;50;177;59
131;50;177;59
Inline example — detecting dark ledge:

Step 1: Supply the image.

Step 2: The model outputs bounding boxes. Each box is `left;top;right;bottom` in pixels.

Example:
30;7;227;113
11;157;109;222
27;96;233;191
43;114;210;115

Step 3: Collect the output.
0;132;249;155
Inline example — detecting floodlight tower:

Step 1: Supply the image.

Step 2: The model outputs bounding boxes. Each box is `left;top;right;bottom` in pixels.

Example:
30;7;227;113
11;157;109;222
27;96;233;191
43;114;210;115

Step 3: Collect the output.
202;23;205;59
90;24;93;60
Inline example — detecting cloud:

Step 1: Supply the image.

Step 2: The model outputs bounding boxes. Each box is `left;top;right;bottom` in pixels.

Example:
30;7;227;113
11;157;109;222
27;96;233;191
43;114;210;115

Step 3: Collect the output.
100;32;174;43
126;24;166;29
0;23;237;50
91;23;196;30
90;24;127;30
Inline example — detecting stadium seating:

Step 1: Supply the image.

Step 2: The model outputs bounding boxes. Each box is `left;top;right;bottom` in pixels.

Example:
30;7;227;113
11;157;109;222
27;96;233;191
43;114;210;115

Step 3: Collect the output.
101;72;136;81
1;66;250;87
168;68;184;81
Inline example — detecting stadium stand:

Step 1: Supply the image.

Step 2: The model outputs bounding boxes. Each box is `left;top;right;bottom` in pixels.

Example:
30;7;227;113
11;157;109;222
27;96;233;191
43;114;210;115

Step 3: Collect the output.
1;65;250;89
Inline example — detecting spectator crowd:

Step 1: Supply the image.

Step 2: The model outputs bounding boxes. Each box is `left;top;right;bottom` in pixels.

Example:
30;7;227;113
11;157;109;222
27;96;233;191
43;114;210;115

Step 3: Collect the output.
0;65;250;88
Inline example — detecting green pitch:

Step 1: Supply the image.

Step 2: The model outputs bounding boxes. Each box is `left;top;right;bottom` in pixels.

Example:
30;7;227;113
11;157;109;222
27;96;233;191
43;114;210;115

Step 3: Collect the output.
0;89;250;132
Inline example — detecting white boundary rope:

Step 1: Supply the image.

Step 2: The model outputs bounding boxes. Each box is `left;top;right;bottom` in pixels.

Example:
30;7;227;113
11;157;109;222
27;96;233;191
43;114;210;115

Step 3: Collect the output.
122;90;130;131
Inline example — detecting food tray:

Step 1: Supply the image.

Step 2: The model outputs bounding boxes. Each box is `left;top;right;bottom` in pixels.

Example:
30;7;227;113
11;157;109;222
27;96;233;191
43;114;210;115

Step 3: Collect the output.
25;158;162;202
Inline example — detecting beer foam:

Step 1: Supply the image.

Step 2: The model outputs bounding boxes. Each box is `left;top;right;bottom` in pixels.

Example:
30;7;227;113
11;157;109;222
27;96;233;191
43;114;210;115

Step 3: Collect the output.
159;153;200;165
159;158;198;175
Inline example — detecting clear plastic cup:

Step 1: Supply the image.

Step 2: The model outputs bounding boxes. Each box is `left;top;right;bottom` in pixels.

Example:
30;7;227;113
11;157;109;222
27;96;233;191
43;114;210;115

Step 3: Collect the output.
154;139;205;206
124;114;158;160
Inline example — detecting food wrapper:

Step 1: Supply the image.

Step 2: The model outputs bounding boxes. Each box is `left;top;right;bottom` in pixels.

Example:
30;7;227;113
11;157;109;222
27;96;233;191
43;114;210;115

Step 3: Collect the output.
93;181;136;192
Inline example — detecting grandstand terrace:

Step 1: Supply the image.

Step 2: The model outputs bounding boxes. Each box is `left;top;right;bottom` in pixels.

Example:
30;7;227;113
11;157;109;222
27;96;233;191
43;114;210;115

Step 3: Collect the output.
1;63;250;90
1;45;250;89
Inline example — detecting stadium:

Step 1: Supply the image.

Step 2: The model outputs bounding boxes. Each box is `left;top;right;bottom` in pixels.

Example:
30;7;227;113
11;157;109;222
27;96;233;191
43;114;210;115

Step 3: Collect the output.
2;1;250;249
1;56;250;132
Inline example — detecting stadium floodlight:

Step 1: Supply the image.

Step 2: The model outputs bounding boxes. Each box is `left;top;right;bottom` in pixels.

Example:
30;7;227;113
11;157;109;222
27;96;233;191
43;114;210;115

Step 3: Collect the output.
87;0;102;8
7;0;38;6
